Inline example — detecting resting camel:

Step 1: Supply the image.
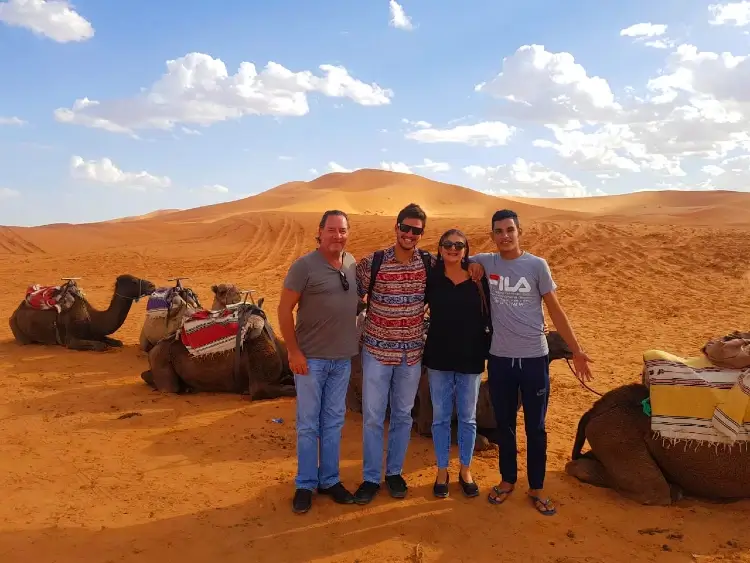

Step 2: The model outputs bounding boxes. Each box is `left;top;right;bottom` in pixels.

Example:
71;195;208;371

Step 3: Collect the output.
564;383;750;505
346;328;574;451
9;274;155;352
138;283;242;353
140;297;296;400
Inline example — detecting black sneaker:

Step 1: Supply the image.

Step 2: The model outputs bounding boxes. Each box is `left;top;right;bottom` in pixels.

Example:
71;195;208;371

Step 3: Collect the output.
292;488;312;514
317;482;355;504
385;474;408;498
353;481;381;505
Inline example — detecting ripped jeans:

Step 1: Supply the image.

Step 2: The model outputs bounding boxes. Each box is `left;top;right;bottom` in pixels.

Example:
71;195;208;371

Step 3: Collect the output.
487;354;550;490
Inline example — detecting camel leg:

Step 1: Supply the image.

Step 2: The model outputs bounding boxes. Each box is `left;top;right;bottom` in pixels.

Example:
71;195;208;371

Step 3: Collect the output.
100;336;123;348
581;409;673;506
245;384;297;401
65;337;110;352
9;311;33;345
565;453;613;489
141;370;156;388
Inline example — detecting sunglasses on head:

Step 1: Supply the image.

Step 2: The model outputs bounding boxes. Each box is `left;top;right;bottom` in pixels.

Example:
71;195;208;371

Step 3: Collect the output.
397;223;424;236
338;270;349;291
440;240;466;250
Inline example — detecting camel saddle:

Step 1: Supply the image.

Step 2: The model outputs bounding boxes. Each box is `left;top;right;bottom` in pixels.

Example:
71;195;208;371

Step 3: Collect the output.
179;306;259;358
24;282;80;313
702;331;750;370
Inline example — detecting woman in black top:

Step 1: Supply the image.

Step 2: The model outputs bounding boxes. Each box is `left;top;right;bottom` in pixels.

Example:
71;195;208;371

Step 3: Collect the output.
423;228;491;499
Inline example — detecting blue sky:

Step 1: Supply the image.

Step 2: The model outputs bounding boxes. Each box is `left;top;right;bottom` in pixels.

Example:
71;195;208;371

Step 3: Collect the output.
1;0;750;226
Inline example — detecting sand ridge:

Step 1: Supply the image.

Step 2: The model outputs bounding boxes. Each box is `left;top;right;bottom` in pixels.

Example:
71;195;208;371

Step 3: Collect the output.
1;171;749;562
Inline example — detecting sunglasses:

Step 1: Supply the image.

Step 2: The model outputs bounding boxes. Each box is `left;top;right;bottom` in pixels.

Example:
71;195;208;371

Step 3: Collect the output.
338;270;349;291
397;223;424;236
440;240;466;250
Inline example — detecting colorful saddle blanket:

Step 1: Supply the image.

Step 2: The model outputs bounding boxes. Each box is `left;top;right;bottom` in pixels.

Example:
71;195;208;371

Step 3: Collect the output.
643;349;750;445
24;283;79;312
145;287;179;318
179;307;259;357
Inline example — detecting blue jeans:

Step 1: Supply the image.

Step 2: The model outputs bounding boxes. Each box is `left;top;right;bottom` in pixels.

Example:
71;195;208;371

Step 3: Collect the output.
294;358;352;490
427;369;482;468
361;347;423;483
487;354;550;490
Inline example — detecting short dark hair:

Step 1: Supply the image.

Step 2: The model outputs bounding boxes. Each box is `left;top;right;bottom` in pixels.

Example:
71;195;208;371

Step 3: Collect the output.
316;209;349;243
396;203;427;227
319;209;349;230
491;209;519;229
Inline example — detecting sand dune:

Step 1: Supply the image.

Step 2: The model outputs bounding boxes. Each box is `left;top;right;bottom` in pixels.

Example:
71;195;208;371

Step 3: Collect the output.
1;173;749;562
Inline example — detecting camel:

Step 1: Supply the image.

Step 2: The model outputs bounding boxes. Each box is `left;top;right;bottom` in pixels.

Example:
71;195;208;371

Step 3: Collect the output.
345;329;574;452
564;383;750;505
138;283;242;353
140;297;296;400
210;283;242;310
9;274;156;351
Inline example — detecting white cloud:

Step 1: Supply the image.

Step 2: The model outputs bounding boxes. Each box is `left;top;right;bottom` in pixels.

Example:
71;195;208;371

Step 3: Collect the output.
0;187;20;199
278;155;293;160
328;161;352;173
70;156;171;191
463;158;605;198
309;168;319;176
389;0;413;30
381;158;451;174
0;116;26;126
475;44;621;125
474;41;750;189
405;121;516;147
54;53;393;134
200;184;229;194
709;1;750;26
620;23;667;37
0;0;93;42
402;118;430;128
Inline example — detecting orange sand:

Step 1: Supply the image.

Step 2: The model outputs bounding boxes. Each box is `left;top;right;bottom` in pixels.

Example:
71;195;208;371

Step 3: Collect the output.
1;170;749;562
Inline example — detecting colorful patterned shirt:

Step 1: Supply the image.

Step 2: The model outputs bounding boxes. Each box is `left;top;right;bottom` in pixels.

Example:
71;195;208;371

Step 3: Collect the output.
356;245;432;366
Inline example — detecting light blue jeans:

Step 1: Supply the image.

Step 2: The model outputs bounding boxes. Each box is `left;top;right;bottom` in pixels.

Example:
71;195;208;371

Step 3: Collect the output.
294;358;351;490
361;347;423;483
427;369;482;468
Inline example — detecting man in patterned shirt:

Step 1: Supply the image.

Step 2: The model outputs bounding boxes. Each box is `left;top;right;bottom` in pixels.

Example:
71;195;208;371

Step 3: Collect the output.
353;203;483;504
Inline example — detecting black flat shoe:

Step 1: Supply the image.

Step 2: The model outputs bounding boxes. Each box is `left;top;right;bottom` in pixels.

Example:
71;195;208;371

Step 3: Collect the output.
317;482;355;504
459;472;479;498
433;472;449;498
292;488;312;513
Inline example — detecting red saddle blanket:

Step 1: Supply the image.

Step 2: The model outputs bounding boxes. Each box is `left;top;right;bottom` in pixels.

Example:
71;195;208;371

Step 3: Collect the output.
180;308;249;357
25;285;66;311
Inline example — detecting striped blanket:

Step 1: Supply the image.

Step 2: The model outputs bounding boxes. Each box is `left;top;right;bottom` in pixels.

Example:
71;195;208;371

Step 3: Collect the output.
179;307;258;357
145;287;178;318
25;283;80;312
643;349;750;446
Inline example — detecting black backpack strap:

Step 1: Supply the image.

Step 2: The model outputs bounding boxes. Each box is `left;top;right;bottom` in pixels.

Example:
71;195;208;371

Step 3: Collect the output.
418;249;432;276
365;250;385;311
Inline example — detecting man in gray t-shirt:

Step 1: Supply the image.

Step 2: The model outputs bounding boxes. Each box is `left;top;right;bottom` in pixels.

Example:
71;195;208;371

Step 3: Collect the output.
278;210;361;515
470;209;593;517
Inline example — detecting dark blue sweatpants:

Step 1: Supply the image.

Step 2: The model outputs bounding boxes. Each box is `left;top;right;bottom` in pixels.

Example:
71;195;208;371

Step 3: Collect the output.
487;354;550;490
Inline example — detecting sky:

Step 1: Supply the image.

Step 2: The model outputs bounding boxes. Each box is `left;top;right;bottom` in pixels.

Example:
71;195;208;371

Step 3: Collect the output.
1;0;750;226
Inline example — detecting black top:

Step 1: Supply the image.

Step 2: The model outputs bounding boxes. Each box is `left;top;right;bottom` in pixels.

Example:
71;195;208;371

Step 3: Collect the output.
423;268;490;374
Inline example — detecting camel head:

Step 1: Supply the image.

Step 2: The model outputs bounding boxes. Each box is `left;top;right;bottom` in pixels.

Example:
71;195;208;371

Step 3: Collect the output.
210;284;242;310
241;304;270;342
115;275;156;302
547;331;574;362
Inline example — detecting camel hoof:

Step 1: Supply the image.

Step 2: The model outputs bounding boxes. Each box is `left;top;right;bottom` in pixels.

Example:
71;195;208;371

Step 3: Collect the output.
474;435;494;452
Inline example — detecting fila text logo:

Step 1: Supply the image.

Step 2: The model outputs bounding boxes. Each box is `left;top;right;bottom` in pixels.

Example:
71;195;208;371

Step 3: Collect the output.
488;274;531;293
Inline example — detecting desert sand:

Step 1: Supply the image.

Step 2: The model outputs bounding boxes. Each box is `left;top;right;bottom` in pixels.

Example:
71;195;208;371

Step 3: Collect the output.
1;169;749;563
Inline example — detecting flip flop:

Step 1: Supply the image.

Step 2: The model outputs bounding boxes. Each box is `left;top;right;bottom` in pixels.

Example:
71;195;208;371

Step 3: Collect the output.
487;485;513;505
528;494;556;515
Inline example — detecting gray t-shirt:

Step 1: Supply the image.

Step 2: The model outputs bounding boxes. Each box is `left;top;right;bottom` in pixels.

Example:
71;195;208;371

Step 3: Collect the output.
283;249;360;360
471;251;557;358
